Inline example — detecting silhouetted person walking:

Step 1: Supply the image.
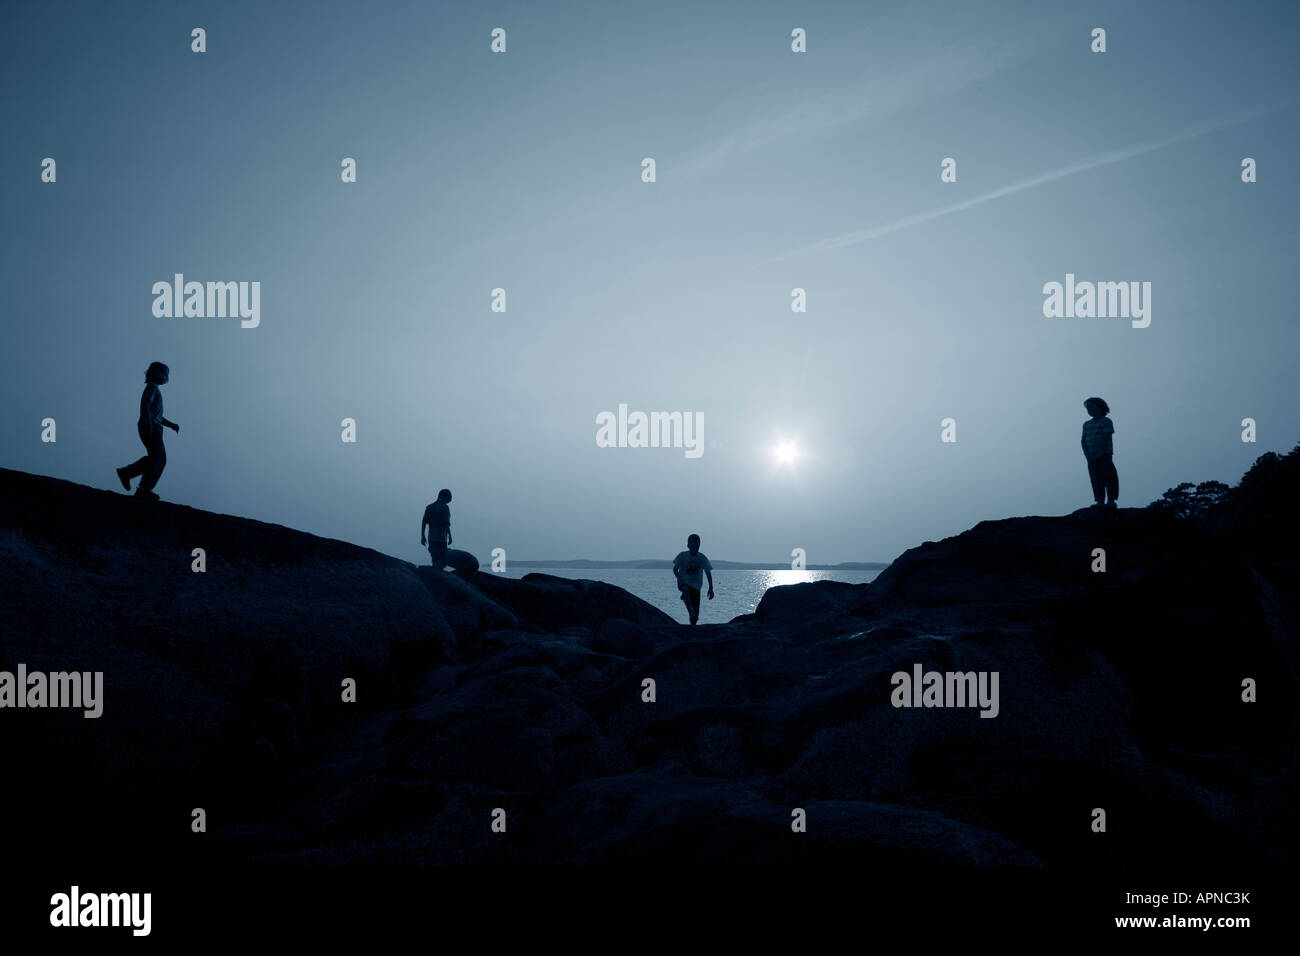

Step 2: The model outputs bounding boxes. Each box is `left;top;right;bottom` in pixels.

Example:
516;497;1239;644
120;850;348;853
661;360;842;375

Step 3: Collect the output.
1081;396;1118;509
673;533;714;625
421;489;454;568
116;362;178;500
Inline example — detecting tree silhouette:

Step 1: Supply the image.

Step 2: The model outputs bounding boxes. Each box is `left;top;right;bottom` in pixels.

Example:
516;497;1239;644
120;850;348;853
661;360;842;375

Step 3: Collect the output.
1150;480;1230;520
1148;443;1299;562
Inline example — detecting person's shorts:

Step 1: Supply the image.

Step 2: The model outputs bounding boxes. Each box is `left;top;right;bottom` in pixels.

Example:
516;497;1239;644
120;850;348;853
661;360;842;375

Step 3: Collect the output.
680;584;701;614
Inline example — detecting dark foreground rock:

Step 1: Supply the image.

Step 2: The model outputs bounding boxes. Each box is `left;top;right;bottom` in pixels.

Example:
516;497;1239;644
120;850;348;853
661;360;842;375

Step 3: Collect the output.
473;571;676;630
1;468;1296;869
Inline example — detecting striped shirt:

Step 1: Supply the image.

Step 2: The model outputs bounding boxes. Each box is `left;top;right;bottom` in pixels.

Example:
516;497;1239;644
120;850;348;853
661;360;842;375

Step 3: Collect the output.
139;383;163;427
1081;416;1114;459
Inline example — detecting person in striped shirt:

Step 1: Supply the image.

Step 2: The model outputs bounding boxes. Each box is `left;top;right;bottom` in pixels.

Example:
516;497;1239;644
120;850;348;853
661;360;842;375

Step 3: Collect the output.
1081;396;1118;509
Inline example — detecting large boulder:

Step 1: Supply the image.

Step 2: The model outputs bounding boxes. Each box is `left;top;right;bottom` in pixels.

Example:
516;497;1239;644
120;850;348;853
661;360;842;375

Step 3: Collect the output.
0;467;455;861
847;507;1298;754
414;565;524;641
472;571;676;631
443;548;480;581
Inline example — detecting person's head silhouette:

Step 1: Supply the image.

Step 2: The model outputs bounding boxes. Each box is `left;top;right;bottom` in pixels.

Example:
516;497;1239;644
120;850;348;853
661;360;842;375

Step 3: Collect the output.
437;489;452;503
1084;396;1109;417
145;362;170;385
687;533;701;553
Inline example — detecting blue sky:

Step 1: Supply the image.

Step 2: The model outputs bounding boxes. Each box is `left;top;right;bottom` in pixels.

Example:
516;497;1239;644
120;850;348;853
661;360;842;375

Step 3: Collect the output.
3;0;1298;564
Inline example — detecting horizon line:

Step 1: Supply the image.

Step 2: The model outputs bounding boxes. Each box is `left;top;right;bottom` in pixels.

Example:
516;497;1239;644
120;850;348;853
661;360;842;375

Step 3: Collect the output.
496;558;891;568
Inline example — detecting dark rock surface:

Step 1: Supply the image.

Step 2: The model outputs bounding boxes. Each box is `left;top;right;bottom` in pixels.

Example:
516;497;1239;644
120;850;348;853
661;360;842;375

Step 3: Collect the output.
441;548;480;581
473;571;676;630
2;468;1296;869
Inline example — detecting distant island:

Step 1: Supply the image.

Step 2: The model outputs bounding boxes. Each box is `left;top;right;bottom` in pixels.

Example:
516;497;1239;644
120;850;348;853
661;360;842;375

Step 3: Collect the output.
498;558;890;571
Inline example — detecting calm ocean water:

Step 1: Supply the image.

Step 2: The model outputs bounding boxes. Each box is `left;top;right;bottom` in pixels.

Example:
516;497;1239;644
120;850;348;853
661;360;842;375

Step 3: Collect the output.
500;567;881;625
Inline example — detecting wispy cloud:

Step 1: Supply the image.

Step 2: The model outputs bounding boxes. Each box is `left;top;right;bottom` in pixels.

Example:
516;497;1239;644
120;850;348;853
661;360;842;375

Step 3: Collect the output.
763;102;1286;265
491;3;1067;249
679;8;1062;181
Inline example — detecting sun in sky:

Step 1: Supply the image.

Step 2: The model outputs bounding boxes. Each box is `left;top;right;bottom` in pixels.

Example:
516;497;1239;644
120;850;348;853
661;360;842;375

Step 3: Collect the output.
772;440;801;468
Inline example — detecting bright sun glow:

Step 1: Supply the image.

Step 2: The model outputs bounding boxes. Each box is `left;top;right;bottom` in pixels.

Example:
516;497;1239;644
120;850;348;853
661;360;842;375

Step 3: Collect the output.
773;441;800;466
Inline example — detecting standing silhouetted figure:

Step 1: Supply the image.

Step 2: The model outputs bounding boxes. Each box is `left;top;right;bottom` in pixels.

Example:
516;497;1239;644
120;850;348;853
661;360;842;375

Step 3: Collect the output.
117;362;179;500
673;533;714;625
421;489;454;568
1081;396;1118;509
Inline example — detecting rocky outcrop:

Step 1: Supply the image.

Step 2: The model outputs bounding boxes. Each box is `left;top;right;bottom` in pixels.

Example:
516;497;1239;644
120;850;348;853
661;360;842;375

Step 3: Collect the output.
415;565;524;638
472;571;676;631
440;548;480;581
2;469;1296;869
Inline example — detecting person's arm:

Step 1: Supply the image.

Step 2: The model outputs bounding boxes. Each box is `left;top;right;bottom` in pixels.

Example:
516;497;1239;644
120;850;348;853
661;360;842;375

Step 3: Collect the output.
1081;426;1089;459
446;519;452;546
705;567;714;599
160;416;179;432
420;509;429;546
672;554;683;583
1105;420;1114;456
